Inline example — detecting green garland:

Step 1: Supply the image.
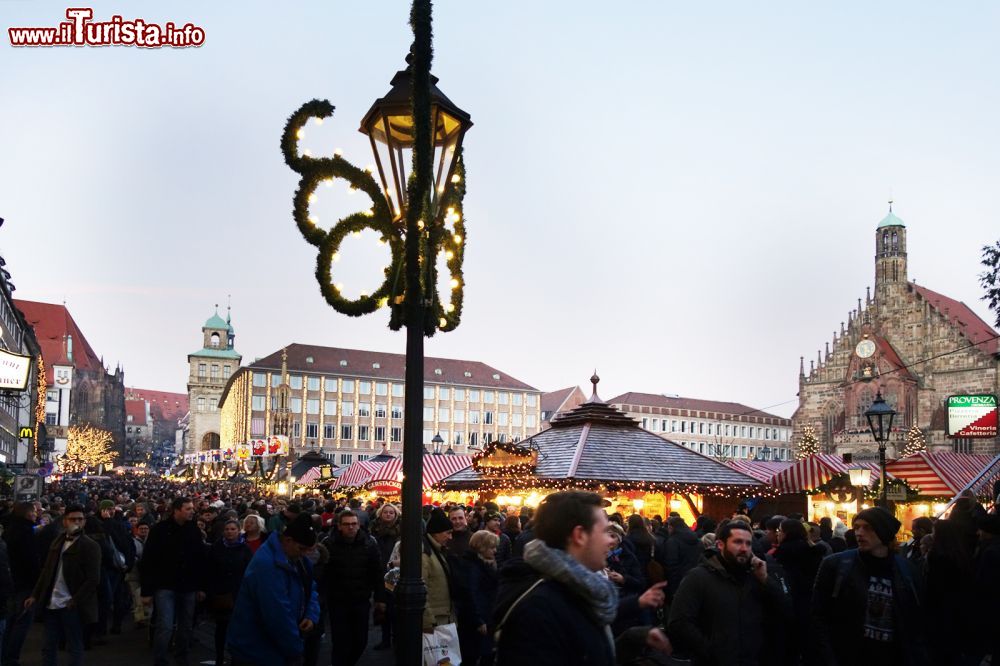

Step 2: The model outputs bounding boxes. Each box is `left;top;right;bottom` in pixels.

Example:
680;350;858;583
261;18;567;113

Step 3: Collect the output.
282;0;467;335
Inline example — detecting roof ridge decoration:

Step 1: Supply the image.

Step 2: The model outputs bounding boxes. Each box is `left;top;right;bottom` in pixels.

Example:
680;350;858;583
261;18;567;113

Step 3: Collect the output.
551;372;639;428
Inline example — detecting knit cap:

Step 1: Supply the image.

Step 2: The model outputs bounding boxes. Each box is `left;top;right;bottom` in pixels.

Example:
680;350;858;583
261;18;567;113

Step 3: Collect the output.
853;507;901;545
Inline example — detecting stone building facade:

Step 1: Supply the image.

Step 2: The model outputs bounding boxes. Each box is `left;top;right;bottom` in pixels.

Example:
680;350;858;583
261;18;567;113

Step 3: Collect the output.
186;307;241;453
219;343;542;466
793;209;999;459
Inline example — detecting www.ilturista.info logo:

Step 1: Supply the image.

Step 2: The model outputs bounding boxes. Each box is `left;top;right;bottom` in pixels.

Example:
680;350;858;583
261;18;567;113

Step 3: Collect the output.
9;8;205;48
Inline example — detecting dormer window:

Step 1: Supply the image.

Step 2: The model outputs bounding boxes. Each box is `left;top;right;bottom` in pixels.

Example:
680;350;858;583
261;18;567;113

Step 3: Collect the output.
340;360;348;367
492;373;501;380
306;356;314;364
434;368;442;375
210;333;220;348
464;371;472;378
373;363;381;369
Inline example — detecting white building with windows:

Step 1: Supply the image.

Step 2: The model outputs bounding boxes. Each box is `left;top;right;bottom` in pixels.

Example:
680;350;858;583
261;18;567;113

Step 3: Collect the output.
186;306;241;453
607;392;793;461
219;343;542;466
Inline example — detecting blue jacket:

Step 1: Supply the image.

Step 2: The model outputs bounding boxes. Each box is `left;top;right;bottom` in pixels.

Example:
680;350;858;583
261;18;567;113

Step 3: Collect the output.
226;532;320;665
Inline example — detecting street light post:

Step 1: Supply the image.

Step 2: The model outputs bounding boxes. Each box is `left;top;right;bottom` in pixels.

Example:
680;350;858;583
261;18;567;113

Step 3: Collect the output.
864;392;897;509
848;465;872;516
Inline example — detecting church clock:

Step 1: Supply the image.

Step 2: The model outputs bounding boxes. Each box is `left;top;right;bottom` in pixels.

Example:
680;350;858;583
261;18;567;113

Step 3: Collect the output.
855;339;876;359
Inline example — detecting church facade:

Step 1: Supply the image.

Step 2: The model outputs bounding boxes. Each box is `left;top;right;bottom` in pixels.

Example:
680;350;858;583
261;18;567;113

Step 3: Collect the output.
792;209;999;460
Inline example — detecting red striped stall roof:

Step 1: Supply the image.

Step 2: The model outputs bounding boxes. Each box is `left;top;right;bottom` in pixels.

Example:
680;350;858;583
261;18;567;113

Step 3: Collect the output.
333;460;385;490
724;460;793;483
297;467;323;484
885;452;994;496
768;454;887;493
369;455;472;490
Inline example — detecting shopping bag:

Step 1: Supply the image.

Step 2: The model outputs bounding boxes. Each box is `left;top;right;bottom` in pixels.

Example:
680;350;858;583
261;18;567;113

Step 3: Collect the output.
421;622;462;666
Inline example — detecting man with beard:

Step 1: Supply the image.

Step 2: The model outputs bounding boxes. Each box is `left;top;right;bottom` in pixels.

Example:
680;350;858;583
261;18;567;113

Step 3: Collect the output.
668;520;788;665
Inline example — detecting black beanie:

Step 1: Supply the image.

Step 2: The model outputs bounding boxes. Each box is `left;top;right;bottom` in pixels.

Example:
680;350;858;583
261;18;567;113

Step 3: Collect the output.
284;513;317;547
853;507;901;545
425;508;452;535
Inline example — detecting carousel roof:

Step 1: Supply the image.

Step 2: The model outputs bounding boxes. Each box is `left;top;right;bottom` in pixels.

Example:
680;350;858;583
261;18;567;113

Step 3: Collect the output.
439;374;764;491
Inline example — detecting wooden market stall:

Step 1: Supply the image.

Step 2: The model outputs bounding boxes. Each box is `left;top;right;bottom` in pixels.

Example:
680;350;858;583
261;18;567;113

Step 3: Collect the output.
332;460;386;493
885;451;996;523
723;460;805;519
435;379;769;524
767;453;889;524
364;454;473;502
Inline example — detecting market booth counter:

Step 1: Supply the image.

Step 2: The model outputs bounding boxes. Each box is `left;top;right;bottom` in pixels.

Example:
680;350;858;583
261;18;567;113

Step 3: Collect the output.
435;376;768;522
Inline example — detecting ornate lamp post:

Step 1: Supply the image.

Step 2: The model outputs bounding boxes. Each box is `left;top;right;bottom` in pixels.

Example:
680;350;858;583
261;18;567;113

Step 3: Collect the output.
848;465;872;515
280;3;470;662
864;392;896;508
431;432;444;455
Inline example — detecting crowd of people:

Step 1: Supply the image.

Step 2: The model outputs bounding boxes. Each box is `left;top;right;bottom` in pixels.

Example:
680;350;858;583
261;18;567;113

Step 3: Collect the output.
0;474;996;666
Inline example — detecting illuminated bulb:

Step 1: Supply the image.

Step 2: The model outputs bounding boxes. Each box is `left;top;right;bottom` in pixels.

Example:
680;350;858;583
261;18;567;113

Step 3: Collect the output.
450;278;460;290
365;164;375;173
315;117;324;125
439;317;447;328
334;148;343;157
454;234;463;244
324;179;334;188
347;188;356;195
417;220;425;230
451;174;461;184
447;207;455;216
376;238;385;246
352;230;361;237
308;216;318;225
451;212;461;222
378;297;388;308
335;283;344;292
437;184;445;194
365;209;374;217
445;250;454;260
446;303;455;313
332;252;340;263
303;149;312;156
308;193;316;203
296;129;304;140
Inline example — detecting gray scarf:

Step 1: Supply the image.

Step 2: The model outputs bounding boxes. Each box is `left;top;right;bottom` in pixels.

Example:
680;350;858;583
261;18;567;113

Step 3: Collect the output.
523;539;618;625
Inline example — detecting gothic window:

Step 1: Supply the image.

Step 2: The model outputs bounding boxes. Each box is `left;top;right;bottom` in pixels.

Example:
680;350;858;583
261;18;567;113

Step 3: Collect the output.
856;388;874;428
882;231;889;252
891;231;898;251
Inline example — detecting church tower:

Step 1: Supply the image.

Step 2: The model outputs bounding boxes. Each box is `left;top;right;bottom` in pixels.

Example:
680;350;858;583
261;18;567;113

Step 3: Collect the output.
187;304;242;452
874;202;908;303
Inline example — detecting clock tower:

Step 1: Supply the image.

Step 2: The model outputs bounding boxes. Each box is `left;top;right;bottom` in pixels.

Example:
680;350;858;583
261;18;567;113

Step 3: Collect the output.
186;304;242;453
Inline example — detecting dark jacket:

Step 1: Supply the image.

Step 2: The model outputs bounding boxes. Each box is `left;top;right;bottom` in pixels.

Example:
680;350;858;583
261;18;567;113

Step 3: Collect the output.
810;549;930;666
101;516;136;570
773;538;823;662
4;516;40;592
663;524;702;601
323;530;382;605
139;518;209;596
667;550;788;666
446;529;472;558
973;537;1000;660
493;559;614;666
463;551;499;663
207;538;253;600
32;534;102;625
0;538;15;612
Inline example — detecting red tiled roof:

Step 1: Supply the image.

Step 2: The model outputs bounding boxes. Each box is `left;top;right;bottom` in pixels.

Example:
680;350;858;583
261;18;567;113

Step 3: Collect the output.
14;300;104;383
541;386;580;414
249;343;537;391
607;392;788;422
872;336;915;380
125;388;189;423
911;283;999;355
125;399;147;424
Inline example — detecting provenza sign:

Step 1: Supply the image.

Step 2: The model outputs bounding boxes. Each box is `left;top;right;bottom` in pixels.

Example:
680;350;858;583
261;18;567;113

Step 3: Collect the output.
947;394;998;438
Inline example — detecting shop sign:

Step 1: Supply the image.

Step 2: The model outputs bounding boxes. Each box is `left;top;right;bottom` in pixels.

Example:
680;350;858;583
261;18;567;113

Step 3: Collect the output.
477;449;537;472
14;475;42;501
0;350;31;391
885;487;907;501
370;480;402;494
947;395;998;438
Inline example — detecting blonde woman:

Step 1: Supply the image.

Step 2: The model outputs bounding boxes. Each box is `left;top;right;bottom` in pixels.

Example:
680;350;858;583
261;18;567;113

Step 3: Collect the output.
464;530;500;665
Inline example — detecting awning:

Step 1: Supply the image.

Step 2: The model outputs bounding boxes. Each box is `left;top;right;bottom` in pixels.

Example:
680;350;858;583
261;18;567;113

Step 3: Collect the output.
768;454;886;493
723;460;793;484
333;460;385;490
369;454;472;489
885;452;994;496
297;467;324;484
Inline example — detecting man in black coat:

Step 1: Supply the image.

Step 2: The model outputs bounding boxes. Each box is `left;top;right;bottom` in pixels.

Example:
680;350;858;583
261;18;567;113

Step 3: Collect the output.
2;501;40;666
661;516;702;602
810;507;930;666
494;491;670;665
324;509;382;666
667;520;788;665
140;497;208;666
98;500;135;635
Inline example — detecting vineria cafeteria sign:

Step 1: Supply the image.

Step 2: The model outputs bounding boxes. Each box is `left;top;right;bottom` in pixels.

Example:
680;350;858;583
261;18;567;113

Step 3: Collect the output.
947;395;998;438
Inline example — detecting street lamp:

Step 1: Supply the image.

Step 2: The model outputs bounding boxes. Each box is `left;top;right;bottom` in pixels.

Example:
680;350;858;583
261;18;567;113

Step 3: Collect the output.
865;391;896;508
848;465;871;516
431;432;444;455
755;445;772;461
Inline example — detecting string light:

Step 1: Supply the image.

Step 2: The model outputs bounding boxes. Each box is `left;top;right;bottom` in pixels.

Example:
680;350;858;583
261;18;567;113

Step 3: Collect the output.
33;355;46;462
59;425;116;473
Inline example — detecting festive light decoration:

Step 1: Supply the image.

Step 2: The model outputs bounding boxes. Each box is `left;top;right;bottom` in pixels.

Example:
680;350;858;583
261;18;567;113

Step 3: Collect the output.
32;355;46;463
59;424;116;474
471;439;537;477
435;475;776;499
280;101;468;334
902;424;927;457
796;424;820;460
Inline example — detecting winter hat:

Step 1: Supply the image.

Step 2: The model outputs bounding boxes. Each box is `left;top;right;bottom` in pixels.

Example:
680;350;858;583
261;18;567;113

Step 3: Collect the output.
484;512;502;524
853;507;901;545
283;513;317;547
99;500;115;512
425;508;452;535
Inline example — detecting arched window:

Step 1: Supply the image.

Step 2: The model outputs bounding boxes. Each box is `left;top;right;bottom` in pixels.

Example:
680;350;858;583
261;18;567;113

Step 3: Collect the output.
856;387;873;428
882;231;889;252
210;333;220;348
891;231;898;251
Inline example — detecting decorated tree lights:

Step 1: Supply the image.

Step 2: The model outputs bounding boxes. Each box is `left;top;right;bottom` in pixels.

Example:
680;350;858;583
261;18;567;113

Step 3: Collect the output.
902;424;927;457
59;424;116;474
279;2;472;662
796;424;820;459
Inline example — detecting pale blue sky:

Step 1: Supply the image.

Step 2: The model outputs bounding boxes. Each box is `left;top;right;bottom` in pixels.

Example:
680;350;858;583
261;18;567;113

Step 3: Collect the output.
1;2;998;417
